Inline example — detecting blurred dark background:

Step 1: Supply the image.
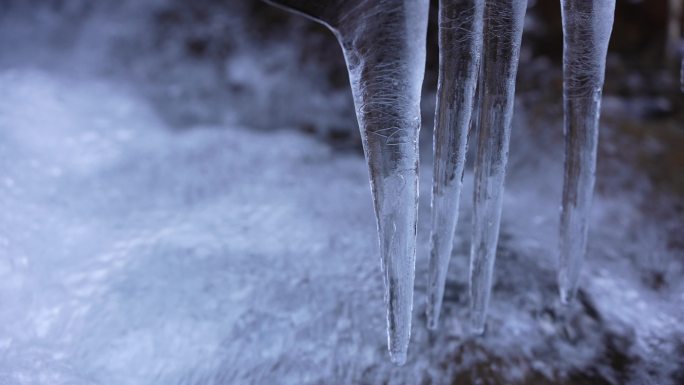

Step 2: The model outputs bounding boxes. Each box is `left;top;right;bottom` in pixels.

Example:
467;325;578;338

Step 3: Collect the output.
5;0;678;194
2;0;682;131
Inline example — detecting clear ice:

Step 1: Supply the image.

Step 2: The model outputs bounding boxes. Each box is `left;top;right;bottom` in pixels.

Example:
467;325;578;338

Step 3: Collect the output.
426;0;484;330
264;0;618;359
468;0;527;334
558;0;615;304
263;0;429;365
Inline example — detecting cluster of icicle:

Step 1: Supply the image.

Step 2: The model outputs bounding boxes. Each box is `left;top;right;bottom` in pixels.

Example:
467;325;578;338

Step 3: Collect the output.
264;0;616;365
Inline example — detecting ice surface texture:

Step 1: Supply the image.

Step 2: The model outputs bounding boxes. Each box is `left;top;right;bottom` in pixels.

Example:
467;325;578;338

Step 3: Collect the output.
558;0;615;305
468;0;528;334
264;0;618;361
426;0;484;330
263;0;429;365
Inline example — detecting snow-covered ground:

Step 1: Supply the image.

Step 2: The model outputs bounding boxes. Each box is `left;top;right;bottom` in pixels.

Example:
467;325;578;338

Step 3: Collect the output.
0;2;682;384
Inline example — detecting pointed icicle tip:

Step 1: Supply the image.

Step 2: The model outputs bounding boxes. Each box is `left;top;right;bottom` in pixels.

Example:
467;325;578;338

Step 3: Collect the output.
469;311;486;336
559;284;577;306
389;349;408;366
426;315;439;331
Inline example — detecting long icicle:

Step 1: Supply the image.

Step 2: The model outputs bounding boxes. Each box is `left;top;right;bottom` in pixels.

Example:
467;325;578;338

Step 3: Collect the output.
558;0;615;304
262;0;429;365
426;0;484;330
469;0;527;334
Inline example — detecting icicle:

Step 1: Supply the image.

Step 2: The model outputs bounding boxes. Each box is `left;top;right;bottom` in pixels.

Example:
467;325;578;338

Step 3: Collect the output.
262;0;429;365
468;0;527;334
558;0;615;304
426;0;484;330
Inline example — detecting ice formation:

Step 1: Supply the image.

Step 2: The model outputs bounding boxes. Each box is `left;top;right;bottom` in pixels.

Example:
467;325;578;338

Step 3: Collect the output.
558;0;616;304
468;0;528;334
263;0;429;365
426;0;484;330
264;0;617;361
